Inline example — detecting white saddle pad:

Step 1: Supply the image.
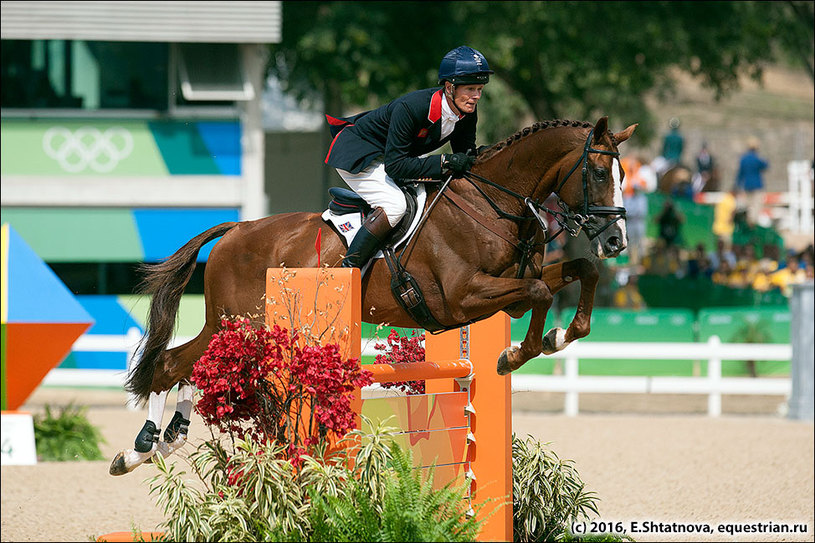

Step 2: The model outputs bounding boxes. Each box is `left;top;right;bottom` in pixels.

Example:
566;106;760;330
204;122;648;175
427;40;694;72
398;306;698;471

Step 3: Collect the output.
321;185;427;274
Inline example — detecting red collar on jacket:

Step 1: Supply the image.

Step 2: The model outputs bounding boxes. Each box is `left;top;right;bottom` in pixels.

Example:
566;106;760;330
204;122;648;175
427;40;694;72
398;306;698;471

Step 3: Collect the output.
428;89;443;123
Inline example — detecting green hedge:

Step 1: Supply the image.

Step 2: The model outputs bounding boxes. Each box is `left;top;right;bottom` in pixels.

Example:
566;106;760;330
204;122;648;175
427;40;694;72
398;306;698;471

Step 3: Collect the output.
638;275;788;310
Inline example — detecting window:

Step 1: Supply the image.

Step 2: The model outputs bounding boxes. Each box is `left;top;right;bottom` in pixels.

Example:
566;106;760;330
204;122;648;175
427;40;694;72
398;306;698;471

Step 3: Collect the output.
1;40;168;110
174;43;252;105
49;262;206;295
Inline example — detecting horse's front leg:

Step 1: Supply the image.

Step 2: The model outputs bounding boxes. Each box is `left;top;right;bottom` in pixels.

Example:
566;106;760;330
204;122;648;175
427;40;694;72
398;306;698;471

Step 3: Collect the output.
539;258;599;355
453;274;554;375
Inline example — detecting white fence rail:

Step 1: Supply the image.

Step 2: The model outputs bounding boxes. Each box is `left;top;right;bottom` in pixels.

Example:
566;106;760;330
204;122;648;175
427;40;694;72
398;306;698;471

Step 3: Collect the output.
44;332;791;417
507;336;791;416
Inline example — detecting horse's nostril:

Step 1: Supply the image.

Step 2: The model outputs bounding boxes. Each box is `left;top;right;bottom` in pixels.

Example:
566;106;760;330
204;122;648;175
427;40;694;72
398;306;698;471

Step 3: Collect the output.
606;237;622;251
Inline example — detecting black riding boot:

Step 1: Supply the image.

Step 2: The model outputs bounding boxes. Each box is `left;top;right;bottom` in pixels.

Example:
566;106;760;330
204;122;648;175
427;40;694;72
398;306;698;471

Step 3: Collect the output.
342;207;392;269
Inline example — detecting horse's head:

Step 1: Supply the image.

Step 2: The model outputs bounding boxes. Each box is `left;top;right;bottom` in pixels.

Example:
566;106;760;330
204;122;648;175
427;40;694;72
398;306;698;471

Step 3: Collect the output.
554;116;637;259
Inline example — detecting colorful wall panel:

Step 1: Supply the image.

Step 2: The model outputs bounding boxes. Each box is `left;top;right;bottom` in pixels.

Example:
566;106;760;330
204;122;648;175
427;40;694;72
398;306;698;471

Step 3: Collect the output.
0;207;240;262
1;119;241;176
1;224;93;409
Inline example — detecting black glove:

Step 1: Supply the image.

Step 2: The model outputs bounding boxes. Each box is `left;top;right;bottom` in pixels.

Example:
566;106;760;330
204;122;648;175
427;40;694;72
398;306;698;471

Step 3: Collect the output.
443;152;475;176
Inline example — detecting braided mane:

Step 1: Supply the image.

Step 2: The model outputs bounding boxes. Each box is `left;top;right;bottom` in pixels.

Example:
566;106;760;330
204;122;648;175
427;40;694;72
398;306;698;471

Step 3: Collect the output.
477;119;595;162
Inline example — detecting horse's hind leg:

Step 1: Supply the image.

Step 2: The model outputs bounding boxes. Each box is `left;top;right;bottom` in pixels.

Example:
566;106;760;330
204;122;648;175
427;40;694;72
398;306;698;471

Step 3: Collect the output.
110;335;207;476
109;388;171;475
539;258;598;355
145;381;193;464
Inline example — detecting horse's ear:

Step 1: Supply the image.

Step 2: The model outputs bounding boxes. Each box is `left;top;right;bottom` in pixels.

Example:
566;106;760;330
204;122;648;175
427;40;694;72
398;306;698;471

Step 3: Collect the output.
593;116;609;143
613;123;638;145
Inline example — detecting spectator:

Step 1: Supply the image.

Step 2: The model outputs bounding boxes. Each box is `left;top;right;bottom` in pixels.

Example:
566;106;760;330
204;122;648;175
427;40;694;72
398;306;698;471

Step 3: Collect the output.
708;237;737;272
637;158;658;193
613;272;645;310
686;243;714;280
693;141;717;192
712;188;738;243
623;184;648;266
712;258;735;286
655;199;684;248
751;258;778;292
735;137;769;227
643;242;682;277
728;244;755;288
621;155;656;196
661;117;684;167
770;252;808;296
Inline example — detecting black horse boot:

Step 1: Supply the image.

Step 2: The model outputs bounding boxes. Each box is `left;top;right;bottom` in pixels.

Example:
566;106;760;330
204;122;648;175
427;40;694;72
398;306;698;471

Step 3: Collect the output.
342;207;392;269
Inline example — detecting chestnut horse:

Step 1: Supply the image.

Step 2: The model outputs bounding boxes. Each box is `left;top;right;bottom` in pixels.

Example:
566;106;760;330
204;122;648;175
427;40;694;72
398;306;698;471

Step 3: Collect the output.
110;117;637;475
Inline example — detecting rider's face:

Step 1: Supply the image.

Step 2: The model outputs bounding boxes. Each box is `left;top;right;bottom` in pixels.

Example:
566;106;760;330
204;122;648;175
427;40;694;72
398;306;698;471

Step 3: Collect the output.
447;83;484;115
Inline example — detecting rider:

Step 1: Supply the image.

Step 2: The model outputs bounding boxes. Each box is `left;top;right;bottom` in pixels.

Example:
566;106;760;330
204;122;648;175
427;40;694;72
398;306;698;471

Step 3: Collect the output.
324;45;493;269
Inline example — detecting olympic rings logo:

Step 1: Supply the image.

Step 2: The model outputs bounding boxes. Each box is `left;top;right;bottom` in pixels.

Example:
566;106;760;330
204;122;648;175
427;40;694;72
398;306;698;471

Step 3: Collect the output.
42;126;134;173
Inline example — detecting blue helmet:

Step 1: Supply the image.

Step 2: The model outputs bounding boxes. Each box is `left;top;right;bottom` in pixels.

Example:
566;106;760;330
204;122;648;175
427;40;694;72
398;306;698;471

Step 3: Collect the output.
438;46;493;85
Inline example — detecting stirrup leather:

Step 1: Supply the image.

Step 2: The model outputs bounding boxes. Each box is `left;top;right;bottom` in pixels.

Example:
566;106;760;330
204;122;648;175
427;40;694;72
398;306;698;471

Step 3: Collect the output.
382;248;444;332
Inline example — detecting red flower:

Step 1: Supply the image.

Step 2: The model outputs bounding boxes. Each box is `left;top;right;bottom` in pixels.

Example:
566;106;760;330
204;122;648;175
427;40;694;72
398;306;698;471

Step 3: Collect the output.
191;315;373;461
374;329;426;395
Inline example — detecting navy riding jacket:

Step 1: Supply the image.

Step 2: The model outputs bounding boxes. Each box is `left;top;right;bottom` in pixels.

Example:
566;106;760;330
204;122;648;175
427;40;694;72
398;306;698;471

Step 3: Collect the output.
324;87;477;181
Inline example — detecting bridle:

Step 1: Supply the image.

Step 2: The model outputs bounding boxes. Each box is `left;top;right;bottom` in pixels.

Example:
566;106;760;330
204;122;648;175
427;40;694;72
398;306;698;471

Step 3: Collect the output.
398;128;626;279
462;128;625;242
545;128;626;240
454;128;626;277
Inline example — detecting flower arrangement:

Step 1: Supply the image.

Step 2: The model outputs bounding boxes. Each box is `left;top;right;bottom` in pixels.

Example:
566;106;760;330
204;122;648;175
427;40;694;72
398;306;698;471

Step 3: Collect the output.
373;328;426;395
190;314;372;461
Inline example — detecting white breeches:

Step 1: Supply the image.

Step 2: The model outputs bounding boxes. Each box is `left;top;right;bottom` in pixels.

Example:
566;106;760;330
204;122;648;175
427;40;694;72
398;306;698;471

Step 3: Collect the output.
336;158;407;227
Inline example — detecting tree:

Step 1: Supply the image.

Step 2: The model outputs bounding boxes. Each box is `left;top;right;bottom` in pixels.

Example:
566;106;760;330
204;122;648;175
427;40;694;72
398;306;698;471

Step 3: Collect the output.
269;1;813;147
456;1;813;142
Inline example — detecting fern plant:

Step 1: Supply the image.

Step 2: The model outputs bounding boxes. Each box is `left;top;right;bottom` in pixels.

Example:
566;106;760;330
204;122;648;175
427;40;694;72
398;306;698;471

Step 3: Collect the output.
308;442;482;542
33;403;106;461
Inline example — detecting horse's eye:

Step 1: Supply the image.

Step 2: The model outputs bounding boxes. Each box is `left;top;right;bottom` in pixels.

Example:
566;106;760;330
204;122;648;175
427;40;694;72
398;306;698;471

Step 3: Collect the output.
593;168;608;181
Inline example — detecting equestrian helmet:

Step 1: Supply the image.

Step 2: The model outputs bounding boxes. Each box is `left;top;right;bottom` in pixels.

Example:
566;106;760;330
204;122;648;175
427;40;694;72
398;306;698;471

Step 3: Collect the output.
438;46;493;85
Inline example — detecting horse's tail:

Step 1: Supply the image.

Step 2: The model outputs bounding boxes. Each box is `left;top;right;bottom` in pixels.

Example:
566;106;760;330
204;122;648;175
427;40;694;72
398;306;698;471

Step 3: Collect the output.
125;222;239;404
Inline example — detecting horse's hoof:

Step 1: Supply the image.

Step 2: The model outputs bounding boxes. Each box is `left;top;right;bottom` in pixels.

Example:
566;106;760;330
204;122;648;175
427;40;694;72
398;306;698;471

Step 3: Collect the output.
109;451;131;476
496;346;518;375
109;446;159;475
542;328;566;355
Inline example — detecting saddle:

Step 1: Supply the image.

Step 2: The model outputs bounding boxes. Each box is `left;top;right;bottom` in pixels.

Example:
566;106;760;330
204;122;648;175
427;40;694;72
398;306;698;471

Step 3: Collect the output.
324;184;444;331
327;185;419;244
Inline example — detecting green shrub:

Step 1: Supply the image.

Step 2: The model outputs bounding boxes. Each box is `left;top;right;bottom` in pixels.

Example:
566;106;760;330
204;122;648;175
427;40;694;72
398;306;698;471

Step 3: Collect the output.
512;434;600;542
33;403;106;461
309;442;481;542
148;416;481;542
